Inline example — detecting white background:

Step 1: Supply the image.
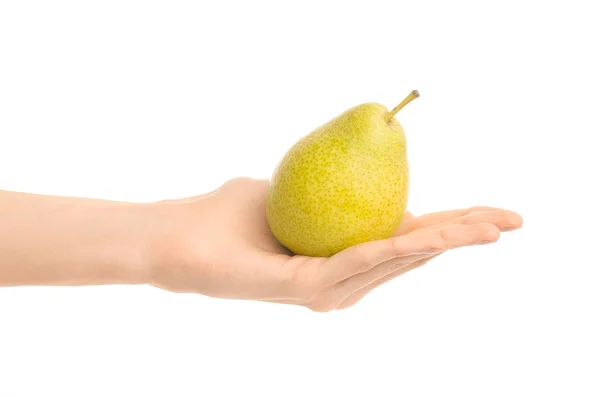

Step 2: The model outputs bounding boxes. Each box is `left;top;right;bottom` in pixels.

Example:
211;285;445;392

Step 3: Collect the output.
1;1;599;396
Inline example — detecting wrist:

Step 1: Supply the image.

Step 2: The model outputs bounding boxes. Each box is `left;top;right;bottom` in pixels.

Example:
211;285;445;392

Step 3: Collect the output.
140;195;217;292
79;201;165;286
134;199;197;287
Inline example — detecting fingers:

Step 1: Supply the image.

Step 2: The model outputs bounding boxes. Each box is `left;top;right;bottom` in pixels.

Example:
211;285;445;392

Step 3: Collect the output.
395;206;500;235
279;207;522;312
319;232;448;287
335;217;518;310
328;254;437;301
412;210;522;235
307;208;520;288
325;223;499;304
337;255;439;310
461;209;523;231
320;221;502;288
403;208;523;236
434;222;501;246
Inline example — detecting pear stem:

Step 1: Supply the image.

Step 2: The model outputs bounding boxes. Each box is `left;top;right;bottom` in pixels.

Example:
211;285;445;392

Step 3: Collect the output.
385;90;420;122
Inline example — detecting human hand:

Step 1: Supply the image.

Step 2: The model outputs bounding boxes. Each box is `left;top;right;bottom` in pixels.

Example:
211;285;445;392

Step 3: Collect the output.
148;178;523;312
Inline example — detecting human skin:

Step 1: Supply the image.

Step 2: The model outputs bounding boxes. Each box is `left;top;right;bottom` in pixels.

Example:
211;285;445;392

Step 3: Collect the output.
0;177;523;312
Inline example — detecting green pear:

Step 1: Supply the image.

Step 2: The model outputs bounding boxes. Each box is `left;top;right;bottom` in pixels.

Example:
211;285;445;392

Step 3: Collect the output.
266;91;419;257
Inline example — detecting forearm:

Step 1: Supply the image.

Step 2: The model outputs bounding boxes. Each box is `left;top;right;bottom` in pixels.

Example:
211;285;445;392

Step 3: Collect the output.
0;190;159;287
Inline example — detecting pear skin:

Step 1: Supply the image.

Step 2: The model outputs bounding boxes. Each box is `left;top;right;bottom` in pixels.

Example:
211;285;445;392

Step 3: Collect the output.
267;91;418;257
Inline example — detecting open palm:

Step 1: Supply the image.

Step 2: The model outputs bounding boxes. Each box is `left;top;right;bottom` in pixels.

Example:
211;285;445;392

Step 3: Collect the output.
152;178;523;312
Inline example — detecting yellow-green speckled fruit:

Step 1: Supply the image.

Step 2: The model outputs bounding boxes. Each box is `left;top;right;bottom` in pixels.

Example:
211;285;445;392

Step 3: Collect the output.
266;96;415;257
